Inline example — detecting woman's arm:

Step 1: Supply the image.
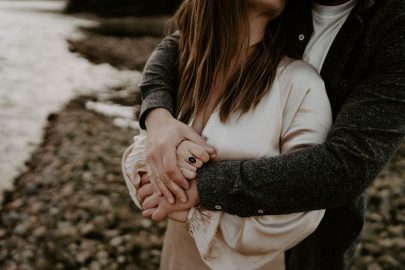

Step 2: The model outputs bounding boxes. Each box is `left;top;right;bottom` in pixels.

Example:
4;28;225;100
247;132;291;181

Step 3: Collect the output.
183;62;332;269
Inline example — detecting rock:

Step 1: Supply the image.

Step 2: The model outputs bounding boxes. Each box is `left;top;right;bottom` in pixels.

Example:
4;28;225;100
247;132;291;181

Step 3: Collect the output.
80;223;96;236
35;257;53;270
117;255;126;264
14;223;29;236
5;199;24;211
76;250;92;264
110;236;124;247
89;261;102;270
379;255;402;268
367;262;383;270
32;226;47;238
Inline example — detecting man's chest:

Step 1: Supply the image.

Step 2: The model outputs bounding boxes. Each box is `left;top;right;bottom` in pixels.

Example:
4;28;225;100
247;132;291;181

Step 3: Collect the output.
284;11;370;119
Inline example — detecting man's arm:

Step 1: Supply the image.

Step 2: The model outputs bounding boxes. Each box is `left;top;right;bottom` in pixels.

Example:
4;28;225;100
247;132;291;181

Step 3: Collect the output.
195;16;405;216
138;32;180;130
138;32;216;204
139;17;405;217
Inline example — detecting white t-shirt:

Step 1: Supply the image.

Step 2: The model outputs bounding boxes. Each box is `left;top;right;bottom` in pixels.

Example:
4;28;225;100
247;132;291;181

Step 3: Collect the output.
303;0;359;72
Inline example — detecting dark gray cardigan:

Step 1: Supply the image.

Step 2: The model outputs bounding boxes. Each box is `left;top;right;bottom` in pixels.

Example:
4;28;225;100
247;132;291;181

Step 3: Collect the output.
137;0;405;269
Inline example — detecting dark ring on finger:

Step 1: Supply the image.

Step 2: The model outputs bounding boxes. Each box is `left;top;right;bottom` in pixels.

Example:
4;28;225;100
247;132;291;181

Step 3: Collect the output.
188;156;197;164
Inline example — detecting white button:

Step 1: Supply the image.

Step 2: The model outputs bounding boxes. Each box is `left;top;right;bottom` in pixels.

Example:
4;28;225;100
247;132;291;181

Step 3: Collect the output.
258;209;264;214
215;205;222;210
298;34;305;41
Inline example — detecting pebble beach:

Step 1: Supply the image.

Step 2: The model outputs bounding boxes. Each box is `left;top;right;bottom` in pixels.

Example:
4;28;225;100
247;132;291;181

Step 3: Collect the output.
0;1;404;269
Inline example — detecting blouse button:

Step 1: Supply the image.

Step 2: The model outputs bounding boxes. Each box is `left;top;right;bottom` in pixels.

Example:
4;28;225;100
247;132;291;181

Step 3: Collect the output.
215;205;222;210
258;209;264;214
298;34;305;41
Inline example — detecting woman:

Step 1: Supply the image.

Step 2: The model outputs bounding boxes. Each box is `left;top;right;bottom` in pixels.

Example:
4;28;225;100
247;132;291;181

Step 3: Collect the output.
122;0;332;269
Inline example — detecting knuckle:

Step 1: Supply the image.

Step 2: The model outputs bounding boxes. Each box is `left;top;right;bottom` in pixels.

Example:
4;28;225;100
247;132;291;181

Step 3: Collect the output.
195;148;204;157
154;177;162;184
160;173;171;184
165;167;177;178
172;188;182;196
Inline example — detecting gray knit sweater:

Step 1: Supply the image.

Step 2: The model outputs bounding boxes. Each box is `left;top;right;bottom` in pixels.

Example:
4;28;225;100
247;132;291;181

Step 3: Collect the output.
137;0;405;269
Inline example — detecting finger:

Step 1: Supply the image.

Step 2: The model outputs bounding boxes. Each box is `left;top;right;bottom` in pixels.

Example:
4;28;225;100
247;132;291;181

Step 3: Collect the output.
142;208;156;218
167;181;188;203
149;159;175;204
188;143;210;163
177;142;204;168
142;194;160;210
162;146;190;190
177;159;197;172
140;173;150;186
152;207;168;222
184;127;215;154
138;183;154;203
145;161;162;196
186;155;204;169
157;177;175;204
180;167;197;180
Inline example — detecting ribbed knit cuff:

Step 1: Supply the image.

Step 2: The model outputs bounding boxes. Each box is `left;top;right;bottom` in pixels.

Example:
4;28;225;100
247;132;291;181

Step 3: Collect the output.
138;91;175;130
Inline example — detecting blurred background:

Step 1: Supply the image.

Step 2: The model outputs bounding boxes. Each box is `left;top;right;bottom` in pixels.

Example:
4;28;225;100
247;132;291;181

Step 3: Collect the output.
0;0;403;269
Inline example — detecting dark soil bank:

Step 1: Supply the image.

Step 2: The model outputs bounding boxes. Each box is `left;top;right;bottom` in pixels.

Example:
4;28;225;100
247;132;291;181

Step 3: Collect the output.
69;34;162;71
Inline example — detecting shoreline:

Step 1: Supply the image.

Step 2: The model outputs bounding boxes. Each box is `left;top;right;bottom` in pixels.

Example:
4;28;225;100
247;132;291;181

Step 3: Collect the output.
1;10;404;269
0;96;165;270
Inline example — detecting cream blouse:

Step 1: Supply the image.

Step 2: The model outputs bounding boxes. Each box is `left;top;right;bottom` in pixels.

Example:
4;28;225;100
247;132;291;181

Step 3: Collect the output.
122;57;333;270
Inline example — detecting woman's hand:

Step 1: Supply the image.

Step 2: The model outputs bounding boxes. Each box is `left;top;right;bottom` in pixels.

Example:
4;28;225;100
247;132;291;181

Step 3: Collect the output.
176;140;210;180
139;180;200;222
144;108;215;204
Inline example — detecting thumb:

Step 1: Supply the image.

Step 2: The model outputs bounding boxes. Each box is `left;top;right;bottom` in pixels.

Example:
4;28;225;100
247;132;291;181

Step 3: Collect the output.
152;207;167;222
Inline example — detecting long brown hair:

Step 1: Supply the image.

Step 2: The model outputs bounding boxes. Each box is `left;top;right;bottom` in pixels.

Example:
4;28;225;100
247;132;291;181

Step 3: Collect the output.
173;0;285;123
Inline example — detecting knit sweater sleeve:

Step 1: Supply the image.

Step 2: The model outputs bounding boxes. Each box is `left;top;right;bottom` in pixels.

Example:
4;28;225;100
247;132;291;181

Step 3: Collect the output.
137;10;405;217
196;15;405;216
138;32;180;130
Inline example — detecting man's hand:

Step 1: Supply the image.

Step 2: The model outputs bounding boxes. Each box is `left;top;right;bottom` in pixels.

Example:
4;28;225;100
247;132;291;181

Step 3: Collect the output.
139;179;200;222
144;108;215;204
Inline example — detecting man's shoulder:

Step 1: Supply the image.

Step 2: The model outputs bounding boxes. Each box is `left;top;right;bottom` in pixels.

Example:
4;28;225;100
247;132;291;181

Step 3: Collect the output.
371;0;405;20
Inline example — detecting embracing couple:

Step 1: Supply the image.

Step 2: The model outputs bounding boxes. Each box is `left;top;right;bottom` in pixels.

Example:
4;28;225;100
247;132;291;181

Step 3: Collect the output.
122;0;405;269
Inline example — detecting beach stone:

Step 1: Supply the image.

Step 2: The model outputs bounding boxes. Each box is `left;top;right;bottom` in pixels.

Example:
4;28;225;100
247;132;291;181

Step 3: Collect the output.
367;262;383;270
110;236;124;247
32;226;47;238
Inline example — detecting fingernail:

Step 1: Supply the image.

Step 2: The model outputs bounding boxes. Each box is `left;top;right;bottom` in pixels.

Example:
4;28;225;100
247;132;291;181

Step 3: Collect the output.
207;147;215;153
169;198;175;204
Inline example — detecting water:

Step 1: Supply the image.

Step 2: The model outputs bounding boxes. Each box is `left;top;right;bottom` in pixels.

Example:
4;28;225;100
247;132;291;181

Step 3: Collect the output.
0;0;142;190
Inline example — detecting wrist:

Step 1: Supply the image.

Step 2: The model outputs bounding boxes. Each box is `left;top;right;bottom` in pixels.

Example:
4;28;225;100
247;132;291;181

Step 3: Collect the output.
145;108;174;130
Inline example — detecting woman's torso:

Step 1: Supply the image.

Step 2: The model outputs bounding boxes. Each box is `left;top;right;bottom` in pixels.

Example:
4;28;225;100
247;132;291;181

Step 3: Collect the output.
161;56;326;270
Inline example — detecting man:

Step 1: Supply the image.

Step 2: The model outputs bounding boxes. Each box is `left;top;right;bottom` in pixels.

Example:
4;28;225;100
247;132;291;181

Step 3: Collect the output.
133;0;405;269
